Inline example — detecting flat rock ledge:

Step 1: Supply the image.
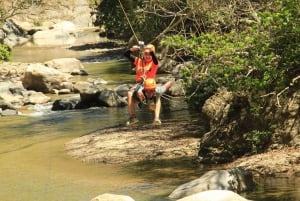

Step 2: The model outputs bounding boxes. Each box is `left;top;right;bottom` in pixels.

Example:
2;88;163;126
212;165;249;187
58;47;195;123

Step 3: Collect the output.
65;120;202;164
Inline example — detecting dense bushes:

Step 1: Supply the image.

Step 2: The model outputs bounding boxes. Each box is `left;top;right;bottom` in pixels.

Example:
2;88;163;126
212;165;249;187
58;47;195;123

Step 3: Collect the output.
162;0;299;110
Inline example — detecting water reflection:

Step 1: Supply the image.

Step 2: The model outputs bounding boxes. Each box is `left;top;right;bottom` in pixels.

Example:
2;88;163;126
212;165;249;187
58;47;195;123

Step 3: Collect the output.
248;177;300;201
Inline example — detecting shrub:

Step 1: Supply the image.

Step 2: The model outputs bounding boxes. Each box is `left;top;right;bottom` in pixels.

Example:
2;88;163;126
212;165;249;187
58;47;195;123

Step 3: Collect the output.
0;44;11;61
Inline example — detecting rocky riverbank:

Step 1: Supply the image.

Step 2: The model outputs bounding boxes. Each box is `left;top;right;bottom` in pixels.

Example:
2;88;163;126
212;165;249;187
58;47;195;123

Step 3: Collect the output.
65;118;300;177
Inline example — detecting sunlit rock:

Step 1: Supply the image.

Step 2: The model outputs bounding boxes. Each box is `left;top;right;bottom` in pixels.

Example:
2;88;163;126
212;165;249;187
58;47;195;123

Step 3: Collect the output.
91;193;135;201
176;190;251;201
22;63;72;93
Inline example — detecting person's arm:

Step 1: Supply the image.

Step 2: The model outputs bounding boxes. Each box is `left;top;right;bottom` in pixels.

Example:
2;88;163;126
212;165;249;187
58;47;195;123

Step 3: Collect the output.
124;50;135;63
150;52;158;65
124;46;140;63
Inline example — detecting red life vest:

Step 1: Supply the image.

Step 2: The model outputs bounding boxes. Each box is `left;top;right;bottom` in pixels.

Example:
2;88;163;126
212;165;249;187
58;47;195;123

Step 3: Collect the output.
134;57;158;83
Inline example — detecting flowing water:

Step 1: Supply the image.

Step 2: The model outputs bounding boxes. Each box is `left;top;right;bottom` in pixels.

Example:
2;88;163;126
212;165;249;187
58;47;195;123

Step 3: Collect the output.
1;40;299;201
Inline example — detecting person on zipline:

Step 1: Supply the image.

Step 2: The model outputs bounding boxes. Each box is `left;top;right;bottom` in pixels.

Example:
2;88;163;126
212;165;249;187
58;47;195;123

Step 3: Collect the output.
124;43;160;124
126;78;172;126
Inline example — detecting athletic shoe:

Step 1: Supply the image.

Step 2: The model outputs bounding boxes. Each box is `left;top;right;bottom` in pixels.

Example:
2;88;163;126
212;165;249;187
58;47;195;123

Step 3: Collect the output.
152;119;161;125
126;116;139;125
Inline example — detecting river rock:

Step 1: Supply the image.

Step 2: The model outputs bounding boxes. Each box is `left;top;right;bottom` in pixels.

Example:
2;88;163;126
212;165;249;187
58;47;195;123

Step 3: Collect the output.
169;167;255;199
91;193;135;201
52;98;79;111
176;190;251;201
0;62;28;79
168;79;185;96
44;58;86;75
0;80;25;107
97;89;127;107
2;19;29;48
22;63;73;93
73;81;94;94
115;84;132;97
33;29;76;46
0;99;16;111
23;90;51;105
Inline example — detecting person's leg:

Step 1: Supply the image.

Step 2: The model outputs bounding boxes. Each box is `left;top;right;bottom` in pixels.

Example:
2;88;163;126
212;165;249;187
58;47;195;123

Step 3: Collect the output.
136;85;146;108
126;90;139;125
153;95;162;125
127;90;134;116
152;81;172;125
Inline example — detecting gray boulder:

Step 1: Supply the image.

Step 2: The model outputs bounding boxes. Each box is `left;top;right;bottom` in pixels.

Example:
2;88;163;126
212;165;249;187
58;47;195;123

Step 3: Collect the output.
97;89;127;107
115;84;131;97
169;167;255;199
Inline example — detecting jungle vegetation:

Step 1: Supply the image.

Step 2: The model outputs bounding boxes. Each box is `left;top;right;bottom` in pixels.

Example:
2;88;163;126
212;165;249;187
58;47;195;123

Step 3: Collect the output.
97;0;299;112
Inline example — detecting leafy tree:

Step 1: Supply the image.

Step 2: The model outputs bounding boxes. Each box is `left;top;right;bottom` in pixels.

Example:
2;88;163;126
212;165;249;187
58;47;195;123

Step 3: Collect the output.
95;0;143;39
162;0;299;110
95;0;268;43
0;0;44;61
268;0;300;82
0;0;44;23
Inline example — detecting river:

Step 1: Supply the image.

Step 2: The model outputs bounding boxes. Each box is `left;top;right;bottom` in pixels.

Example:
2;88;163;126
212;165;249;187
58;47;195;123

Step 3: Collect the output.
0;40;299;201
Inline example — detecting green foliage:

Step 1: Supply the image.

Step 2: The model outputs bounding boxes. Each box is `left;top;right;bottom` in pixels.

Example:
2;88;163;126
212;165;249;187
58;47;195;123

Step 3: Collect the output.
268;0;300;80
96;0;196;42
96;0;143;39
162;28;281;108
162;0;299;110
243;130;272;153
0;44;11;61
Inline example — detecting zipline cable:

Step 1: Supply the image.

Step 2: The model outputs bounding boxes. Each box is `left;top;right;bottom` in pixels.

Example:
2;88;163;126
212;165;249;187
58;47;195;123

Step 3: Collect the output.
117;0;139;43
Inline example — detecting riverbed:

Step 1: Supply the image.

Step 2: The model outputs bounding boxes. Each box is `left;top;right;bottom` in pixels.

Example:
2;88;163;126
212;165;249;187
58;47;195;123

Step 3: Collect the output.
0;43;299;201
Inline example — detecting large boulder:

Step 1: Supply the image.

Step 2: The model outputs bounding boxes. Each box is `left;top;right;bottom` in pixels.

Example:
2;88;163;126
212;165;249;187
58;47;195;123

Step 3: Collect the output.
32;29;76;46
97;89;127;107
176;190;251;201
32;21;77;46
22;63;72;93
198;87;257;163
169;168;255;199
